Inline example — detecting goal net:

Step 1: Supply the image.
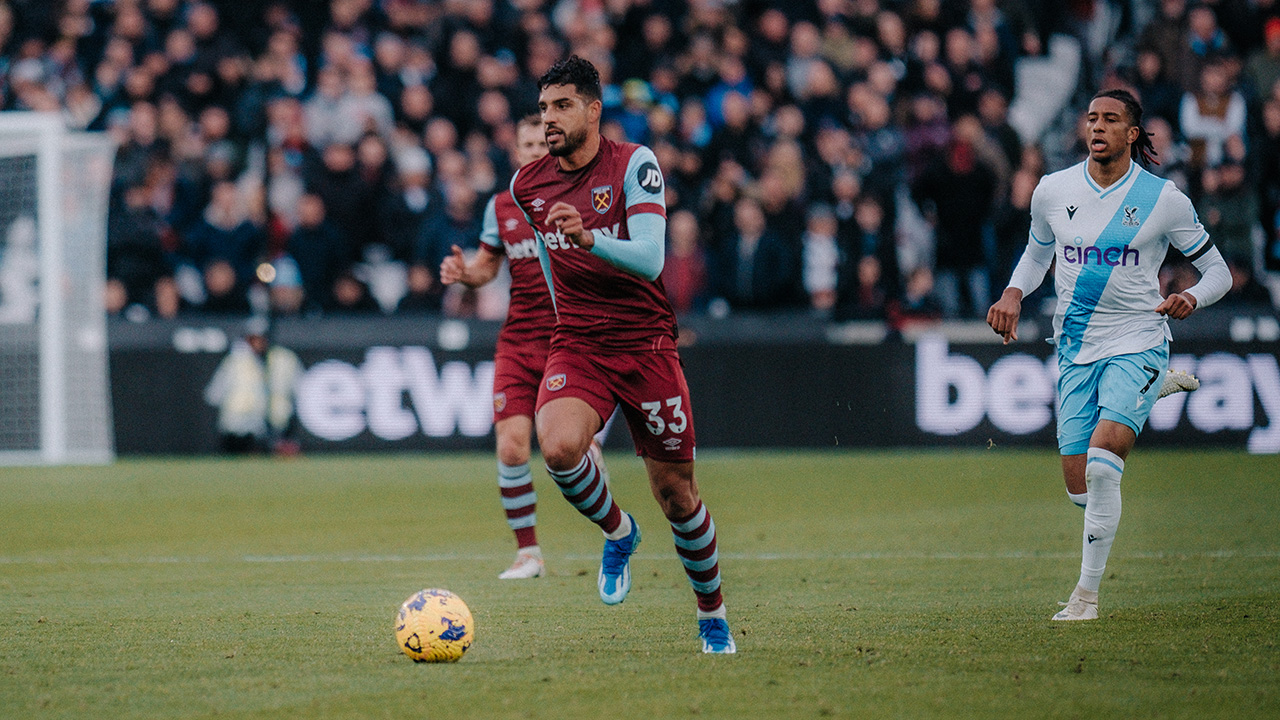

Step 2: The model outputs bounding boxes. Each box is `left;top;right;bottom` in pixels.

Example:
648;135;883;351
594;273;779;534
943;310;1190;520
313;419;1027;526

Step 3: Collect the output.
0;113;115;464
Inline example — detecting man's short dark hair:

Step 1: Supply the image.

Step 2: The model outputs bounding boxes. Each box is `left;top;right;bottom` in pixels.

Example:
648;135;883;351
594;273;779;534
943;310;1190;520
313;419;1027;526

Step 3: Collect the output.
537;55;602;102
516;113;542;132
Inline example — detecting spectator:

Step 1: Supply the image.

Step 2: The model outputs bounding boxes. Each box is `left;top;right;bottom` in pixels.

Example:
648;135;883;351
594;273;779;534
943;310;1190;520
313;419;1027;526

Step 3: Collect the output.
703;90;761;174
1139;0;1192;89
107;185;178;319
711;196;798;311
912;126;999;318
307;141;367;260
902;92;950;183
1130;47;1183;131
304;66;357;148
992;162;1037;292
379;146;442;261
395;83;434;137
802;204;840;313
888;266;943;331
329;269;380;314
287;192;347;314
1255;99;1280;228
1245;19;1280;100
415;181;479;273
342;58;395;140
663;209;709;315
1144;116;1191;193
855;91;907;200
757;167;806;251
268;255;305;317
835;193;899;321
1180;61;1247;170
1199;159;1273;305
1183;4;1235;82
396;263;443;314
977;87;1022;171
198;258;252;315
181;180;263;287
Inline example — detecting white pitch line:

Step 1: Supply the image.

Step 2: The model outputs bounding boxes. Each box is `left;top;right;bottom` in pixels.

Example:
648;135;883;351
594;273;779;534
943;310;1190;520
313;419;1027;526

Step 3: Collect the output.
1;550;1279;566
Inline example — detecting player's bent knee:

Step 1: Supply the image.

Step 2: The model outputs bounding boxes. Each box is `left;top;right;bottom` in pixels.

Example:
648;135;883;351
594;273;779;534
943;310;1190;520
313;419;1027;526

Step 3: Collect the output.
539;434;588;472
656;491;700;520
649;465;699;518
495;431;531;467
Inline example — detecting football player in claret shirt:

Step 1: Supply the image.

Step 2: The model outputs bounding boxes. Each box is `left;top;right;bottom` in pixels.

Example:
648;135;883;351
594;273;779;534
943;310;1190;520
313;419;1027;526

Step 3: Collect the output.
510;56;735;654
440;115;610;580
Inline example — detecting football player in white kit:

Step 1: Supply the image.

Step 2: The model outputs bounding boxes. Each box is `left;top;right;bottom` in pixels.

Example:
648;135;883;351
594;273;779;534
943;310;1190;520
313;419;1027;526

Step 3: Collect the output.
986;89;1232;621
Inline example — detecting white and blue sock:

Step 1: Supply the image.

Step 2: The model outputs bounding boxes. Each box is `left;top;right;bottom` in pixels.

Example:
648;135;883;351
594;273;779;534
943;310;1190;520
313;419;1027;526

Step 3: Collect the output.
1079;448;1123;593
1067;489;1088;509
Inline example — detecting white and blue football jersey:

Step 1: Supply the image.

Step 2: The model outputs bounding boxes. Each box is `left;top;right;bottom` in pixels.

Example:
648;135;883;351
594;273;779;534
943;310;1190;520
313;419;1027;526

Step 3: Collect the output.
1026;160;1212;365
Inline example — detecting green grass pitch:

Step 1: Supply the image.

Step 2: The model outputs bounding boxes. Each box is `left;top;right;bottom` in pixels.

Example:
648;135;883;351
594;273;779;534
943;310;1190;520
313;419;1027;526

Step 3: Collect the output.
1;449;1276;719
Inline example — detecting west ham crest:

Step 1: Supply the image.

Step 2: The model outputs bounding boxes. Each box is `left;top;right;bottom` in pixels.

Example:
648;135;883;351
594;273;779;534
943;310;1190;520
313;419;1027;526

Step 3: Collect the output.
546;373;567;391
493;392;507;413
591;185;613;214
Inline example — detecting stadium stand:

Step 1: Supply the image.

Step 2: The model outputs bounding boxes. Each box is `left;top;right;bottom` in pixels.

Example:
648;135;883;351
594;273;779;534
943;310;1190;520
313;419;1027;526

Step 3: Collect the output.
1;0;1277;326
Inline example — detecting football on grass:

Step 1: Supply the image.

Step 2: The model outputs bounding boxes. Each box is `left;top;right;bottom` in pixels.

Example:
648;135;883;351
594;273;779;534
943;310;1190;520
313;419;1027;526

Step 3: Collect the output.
395;589;474;662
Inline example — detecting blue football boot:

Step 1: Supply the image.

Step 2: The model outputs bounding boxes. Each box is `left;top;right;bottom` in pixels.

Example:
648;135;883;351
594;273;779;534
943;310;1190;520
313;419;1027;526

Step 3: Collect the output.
598;513;640;605
698;617;737;654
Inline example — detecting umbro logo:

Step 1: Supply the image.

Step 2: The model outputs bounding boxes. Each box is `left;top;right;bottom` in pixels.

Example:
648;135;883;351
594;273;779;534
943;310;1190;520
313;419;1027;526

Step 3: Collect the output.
1088;534;1100;544
532;198;545;212
663;437;682;450
1066;205;1078;219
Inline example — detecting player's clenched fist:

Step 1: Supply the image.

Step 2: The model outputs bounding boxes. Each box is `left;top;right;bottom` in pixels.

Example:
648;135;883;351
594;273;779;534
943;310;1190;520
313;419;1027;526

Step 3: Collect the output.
986;287;1024;344
547;201;593;249
1154;291;1197;320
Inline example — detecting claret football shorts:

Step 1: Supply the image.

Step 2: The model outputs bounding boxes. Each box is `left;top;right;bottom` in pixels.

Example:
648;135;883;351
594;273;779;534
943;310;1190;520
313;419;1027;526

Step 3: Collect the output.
492;345;550;423
536;346;697;461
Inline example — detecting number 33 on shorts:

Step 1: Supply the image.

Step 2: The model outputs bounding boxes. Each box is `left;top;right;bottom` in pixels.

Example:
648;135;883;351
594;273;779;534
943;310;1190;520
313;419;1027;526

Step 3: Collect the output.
641;396;688;435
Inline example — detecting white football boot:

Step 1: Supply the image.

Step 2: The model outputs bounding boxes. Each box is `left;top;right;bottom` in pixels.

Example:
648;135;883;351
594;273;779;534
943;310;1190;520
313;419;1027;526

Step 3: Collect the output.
1052;586;1099;621
499;547;545;579
1157;369;1199;399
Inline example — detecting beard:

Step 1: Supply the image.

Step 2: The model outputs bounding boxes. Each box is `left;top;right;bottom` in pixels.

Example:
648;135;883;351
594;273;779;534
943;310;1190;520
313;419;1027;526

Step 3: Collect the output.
547;125;588;157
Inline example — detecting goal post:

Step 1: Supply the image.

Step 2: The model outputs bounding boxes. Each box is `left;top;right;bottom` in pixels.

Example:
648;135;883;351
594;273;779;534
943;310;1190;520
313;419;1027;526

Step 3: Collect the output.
0;112;115;465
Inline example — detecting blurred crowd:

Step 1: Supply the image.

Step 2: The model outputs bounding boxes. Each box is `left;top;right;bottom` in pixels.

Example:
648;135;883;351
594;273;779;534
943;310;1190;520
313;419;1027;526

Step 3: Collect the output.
1;0;1277;327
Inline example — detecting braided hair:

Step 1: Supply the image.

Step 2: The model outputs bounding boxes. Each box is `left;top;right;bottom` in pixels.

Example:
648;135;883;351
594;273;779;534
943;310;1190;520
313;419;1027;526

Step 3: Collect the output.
1091;88;1160;167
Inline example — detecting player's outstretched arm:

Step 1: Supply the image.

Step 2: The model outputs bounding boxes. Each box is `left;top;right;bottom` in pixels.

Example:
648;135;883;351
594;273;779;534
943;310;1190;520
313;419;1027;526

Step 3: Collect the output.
987;287;1024;344
440;244;503;288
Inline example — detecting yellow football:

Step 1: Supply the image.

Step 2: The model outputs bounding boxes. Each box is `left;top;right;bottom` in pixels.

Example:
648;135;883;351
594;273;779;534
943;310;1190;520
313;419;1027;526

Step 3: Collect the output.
394;589;474;663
